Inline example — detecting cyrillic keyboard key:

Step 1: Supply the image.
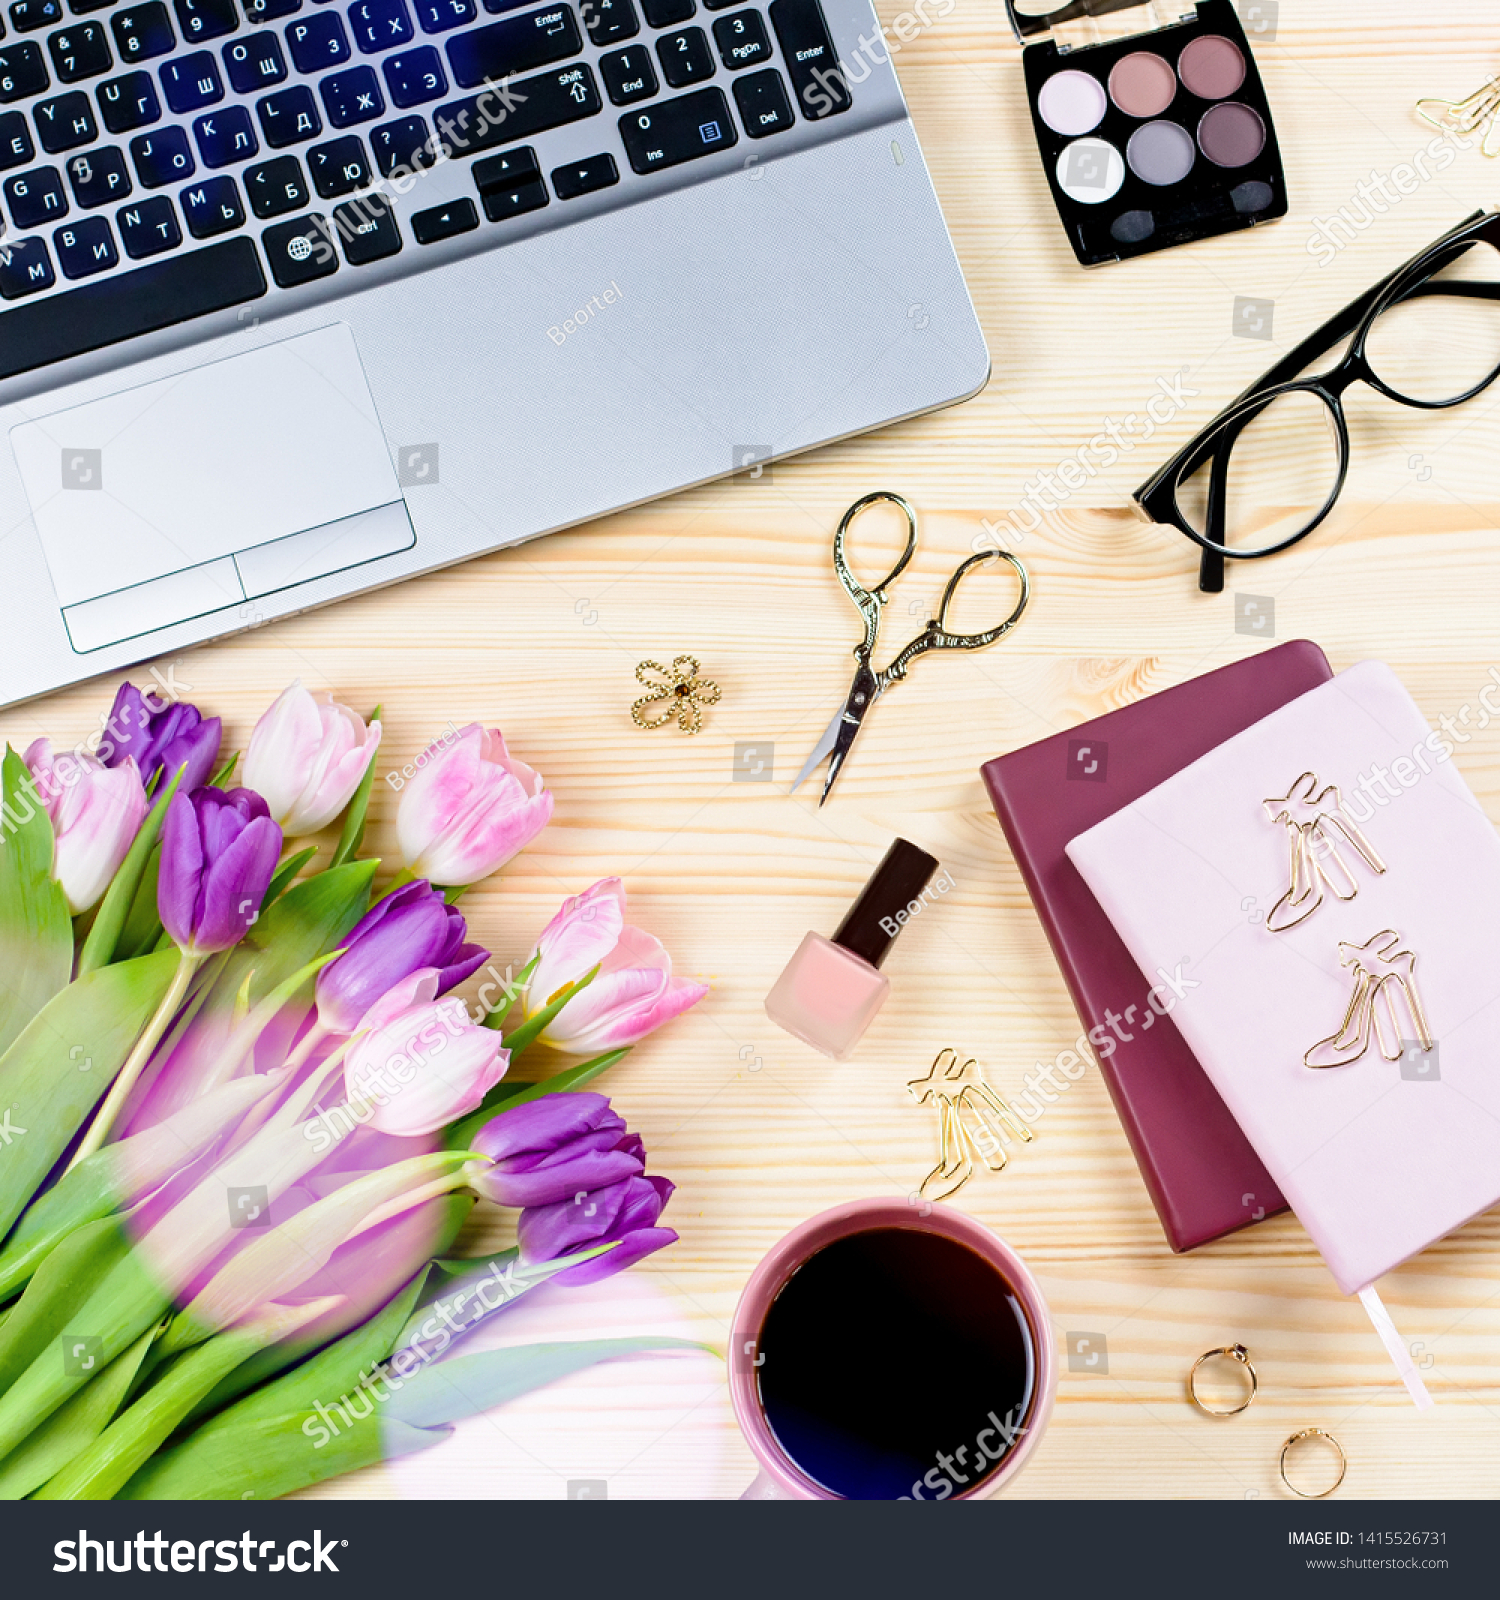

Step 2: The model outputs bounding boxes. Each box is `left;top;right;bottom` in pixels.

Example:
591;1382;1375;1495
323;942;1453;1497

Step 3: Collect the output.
286;12;349;73
159;49;223;112
320;63;383;125
257;82;320;145
193;102;257;164
180;170;243;234
348;0;412;52
307;132;370;195
117;191;180;255
480;174;543;220
550;149;614;197
223;33;286;93
65;141;130;203
245;150;307;214
111;4;175;64
0;108;36;167
443;7;580;90
369;111;428;174
241;0;300;19
598;41;653;105
382;44;444;105
97;70;161;132
584;0;636;45
261;210;337;285
656;24;711;87
411;193;474;241
711;8;768;69
130;123;192;185
173;0;237;44
767;0;847;119
415;0;472;33
617;82;732;172
0;42;50;102
0;236;55;299
49;22;114;82
0;234;263;375
731;64;789;136
35;90;97;150
4;162;66;224
331;190;399;262
641;0;691;24
433;61;598;153
53;212;116;276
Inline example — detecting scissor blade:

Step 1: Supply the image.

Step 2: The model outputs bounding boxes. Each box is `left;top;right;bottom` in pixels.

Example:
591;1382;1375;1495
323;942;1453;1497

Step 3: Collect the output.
791;706;845;793
818;664;880;806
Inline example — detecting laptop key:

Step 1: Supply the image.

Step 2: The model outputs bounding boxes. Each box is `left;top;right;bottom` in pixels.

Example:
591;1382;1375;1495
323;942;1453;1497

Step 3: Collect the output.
320;62;383;125
193;102;257;164
0;42;49;101
349;0;412;52
0;235;55;298
369;111;428;175
261;210;337;284
641;0;691;23
0;233;264;377
173;0;237;44
331;189;399;261
584;0;637;45
116;191;180;255
656;24;710;87
617;81;732;172
130;123;192;184
767;0;847;119
410;193;474;240
0;108;36;167
434;61;599;153
49;22;113;82
731;65;788;136
286;12;348;73
598;41;654;105
180;170;243;234
479;174;543;220
550;149;614;197
240;0;301;19
257;81;319;144
307;131;370;194
160;49;223;112
35;90;96;150
223;33;287;92
415;0;473;33
444;8;581;91
470;140;535;188
245;149;307;213
53;212;116;275
382;44;444;106
4;162;66;225
111;4;175;65
10;0;63;32
711;8;767;69
98;70;162;132
65;141;130;203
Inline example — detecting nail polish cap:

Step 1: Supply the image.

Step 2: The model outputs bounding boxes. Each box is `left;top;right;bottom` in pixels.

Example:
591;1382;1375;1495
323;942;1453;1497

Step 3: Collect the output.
831;838;940;970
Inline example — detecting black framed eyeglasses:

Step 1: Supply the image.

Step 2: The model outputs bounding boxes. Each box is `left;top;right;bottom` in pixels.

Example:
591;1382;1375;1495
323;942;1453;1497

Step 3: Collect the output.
1134;209;1500;593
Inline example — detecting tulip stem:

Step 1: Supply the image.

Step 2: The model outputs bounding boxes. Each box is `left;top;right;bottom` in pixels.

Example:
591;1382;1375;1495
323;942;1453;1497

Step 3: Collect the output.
345;1162;482;1242
67;951;205;1170
282;1021;332;1080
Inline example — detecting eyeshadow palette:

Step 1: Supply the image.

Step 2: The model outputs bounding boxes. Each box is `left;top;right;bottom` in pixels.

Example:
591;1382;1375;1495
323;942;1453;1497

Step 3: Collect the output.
1007;0;1288;266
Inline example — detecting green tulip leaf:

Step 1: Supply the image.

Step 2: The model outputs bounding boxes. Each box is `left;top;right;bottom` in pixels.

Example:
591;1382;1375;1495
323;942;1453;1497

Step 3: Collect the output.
262;847;318;911
331;707;381;869
0;748;73;1059
0;1215;131;1393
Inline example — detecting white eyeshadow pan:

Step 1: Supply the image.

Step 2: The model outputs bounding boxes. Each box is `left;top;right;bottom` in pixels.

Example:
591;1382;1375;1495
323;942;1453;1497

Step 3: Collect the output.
1054;138;1125;205
1038;69;1108;136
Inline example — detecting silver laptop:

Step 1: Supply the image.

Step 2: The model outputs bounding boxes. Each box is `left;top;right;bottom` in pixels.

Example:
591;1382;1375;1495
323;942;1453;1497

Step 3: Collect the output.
0;0;987;709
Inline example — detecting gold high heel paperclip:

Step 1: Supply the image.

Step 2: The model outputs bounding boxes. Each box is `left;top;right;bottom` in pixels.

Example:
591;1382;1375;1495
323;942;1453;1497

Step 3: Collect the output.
1416;75;1500;158
1303;929;1435;1071
907;1048;1034;1202
1263;772;1386;932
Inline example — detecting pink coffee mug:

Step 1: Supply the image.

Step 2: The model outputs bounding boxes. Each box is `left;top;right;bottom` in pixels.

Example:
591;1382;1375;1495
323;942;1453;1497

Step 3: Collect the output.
729;1197;1056;1499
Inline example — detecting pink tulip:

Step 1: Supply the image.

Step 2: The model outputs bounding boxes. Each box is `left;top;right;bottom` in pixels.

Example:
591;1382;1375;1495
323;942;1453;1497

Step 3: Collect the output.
243;680;381;836
526;878;707;1053
396;724;553;887
23;739;147;914
343;972;509;1137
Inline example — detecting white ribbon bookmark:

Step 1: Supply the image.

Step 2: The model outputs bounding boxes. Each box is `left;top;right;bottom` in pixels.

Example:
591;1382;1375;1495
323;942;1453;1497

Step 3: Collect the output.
1357;1284;1434;1411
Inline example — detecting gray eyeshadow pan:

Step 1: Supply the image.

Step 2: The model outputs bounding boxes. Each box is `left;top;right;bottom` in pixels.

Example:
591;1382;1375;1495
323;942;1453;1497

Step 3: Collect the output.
1126;120;1195;186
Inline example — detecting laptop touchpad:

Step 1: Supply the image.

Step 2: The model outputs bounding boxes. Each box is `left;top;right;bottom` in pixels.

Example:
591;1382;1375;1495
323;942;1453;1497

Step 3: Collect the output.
10;322;413;653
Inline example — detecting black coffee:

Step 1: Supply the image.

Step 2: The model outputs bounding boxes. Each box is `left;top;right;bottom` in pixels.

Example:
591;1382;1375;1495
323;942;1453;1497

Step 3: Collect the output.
755;1226;1035;1500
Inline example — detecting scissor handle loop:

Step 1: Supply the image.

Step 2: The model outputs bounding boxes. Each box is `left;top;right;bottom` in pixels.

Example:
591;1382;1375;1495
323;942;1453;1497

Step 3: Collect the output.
881;549;1030;686
832;491;920;653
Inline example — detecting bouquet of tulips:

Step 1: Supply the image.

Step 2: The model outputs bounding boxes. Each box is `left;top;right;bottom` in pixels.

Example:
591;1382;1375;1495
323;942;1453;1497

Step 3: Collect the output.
0;678;707;1499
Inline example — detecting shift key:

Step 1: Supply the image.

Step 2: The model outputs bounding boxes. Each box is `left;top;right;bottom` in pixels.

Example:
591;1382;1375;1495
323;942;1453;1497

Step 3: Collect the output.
434;63;600;154
618;86;736;174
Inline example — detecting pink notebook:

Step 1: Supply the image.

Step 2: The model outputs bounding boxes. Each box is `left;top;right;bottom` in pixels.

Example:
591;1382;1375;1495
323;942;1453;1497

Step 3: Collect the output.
1066;662;1500;1340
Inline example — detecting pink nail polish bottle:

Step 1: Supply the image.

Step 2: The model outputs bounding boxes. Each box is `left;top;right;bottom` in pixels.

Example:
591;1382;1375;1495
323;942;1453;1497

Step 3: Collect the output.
764;838;940;1060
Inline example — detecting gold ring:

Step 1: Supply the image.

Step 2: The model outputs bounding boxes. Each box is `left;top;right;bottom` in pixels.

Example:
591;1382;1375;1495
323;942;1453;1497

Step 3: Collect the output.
1188;1344;1258;1416
1279;1429;1347;1498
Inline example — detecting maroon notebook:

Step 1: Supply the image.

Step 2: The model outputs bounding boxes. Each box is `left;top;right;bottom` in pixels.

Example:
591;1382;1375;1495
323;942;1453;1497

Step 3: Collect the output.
981;641;1333;1252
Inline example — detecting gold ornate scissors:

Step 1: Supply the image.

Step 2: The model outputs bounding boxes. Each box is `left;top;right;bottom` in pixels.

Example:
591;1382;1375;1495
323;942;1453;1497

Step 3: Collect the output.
791;493;1029;805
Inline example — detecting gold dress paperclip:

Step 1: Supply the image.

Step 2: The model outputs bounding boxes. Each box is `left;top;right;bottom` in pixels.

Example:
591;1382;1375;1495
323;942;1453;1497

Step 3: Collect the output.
1417;75;1500;158
1304;930;1435;1070
1263;773;1386;932
907;1048;1033;1202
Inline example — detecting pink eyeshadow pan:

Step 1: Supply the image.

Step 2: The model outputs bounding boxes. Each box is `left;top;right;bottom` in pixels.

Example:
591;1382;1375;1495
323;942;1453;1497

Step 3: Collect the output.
1108;51;1176;117
1198;101;1265;167
1178;34;1247;100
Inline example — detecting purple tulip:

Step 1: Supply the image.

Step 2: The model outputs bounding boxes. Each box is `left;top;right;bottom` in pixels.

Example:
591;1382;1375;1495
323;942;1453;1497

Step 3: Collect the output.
469;1092;646;1208
315;879;488;1035
517;1170;677;1285
101;681;222;796
158;787;283;955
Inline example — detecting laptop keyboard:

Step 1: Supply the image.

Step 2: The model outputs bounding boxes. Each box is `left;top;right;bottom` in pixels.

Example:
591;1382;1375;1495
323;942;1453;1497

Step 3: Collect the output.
0;0;850;381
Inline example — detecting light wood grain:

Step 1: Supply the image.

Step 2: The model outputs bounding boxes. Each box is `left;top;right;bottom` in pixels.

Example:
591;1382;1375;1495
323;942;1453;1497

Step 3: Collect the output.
9;0;1500;1500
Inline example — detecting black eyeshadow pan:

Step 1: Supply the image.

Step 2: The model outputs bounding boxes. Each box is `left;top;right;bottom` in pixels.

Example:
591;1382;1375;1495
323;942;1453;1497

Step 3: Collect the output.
1008;0;1288;266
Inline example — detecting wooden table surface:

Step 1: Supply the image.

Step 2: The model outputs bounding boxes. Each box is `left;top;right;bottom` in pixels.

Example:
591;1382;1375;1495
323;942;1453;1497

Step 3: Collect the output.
8;0;1500;1500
